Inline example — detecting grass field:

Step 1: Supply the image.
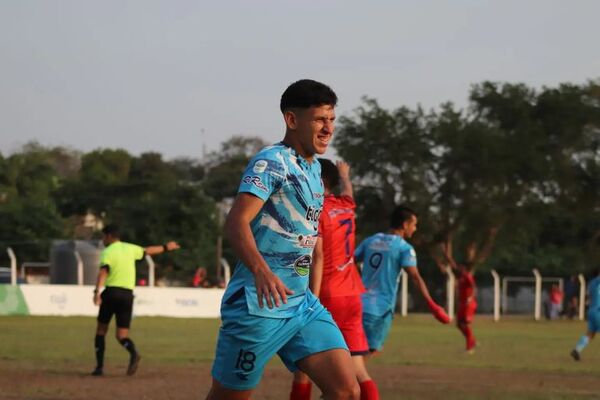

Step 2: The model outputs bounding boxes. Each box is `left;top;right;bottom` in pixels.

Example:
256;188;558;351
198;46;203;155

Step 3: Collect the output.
1;314;599;399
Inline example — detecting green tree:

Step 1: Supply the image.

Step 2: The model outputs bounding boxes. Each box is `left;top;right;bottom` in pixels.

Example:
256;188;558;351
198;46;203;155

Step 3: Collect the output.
335;80;600;277
470;81;600;273
335;98;504;275
0;142;67;260
203;136;267;201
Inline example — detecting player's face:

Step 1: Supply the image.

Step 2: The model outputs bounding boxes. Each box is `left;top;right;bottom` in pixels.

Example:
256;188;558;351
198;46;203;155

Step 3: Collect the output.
403;215;418;238
292;104;335;159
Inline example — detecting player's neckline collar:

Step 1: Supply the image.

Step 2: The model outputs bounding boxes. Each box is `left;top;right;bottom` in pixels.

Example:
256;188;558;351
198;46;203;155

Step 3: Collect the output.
277;141;313;166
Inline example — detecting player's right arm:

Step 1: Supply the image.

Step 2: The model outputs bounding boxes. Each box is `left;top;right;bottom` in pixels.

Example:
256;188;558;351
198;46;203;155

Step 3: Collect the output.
225;192;294;309
93;267;108;306
405;266;450;324
337;161;353;199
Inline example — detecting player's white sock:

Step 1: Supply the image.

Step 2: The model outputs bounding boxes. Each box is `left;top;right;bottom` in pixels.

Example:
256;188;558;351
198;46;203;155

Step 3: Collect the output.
575;335;589;353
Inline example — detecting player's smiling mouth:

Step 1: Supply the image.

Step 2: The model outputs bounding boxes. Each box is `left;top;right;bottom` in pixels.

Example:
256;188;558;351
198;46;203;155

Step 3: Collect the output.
317;134;331;145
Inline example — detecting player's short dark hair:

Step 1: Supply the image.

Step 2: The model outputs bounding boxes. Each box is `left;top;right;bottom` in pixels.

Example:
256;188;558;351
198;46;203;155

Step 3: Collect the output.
319;158;340;190
390;205;417;229
102;224;120;238
280;79;337;113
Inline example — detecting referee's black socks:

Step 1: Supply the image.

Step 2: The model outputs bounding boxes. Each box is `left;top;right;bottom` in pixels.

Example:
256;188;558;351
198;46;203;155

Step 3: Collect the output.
119;338;137;357
94;335;105;369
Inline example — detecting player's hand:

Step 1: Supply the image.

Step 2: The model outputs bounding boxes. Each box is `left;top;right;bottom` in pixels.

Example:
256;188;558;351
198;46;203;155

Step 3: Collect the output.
431;305;451;324
426;299;451;324
93;293;102;306
254;266;294;309
336;161;350;179
165;241;180;251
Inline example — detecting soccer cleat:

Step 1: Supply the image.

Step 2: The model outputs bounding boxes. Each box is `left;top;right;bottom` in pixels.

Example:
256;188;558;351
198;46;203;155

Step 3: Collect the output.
570;349;580;361
91;367;103;376
127;353;141;376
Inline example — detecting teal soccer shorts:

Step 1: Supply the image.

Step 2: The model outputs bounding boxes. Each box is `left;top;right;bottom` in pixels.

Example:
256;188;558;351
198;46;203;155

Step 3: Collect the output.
362;310;393;352
588;309;600;333
211;294;348;390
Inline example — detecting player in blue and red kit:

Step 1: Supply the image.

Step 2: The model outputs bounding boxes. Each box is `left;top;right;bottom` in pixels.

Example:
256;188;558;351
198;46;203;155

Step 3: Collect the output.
571;269;600;361
356;206;450;356
206;80;359;400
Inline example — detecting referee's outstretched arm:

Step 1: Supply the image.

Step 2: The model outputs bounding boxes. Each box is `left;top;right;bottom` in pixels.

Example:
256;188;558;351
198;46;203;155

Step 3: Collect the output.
145;241;180;256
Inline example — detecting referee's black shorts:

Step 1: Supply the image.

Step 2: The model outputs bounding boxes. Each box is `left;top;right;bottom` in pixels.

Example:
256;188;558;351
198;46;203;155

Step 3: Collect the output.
97;287;134;328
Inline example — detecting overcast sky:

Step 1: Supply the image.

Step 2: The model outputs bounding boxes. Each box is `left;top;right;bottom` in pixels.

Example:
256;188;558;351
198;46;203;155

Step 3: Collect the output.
1;1;599;160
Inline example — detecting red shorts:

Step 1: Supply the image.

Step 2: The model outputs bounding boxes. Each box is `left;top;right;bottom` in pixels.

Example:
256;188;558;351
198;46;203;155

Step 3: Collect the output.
457;301;477;323
320;295;369;355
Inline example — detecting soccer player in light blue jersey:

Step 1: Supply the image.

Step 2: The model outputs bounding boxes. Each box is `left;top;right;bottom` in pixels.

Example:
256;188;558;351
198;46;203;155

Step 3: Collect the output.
206;80;359;400
571;269;600;361
356;206;450;355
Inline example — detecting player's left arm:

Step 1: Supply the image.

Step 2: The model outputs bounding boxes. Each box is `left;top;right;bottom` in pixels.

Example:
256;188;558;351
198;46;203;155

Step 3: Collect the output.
405;266;450;324
309;237;324;297
337;161;353;199
405;266;435;305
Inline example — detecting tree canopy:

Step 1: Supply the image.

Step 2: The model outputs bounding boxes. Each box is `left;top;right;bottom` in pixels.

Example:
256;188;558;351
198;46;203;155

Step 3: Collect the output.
0;80;598;282
334;80;600;276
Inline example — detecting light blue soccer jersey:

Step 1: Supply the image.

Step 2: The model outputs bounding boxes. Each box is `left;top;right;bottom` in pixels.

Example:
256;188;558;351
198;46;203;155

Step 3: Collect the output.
588;276;600;310
222;142;324;319
355;233;417;316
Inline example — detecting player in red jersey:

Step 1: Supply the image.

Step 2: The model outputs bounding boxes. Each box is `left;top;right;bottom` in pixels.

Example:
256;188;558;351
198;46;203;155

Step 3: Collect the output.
290;159;378;400
436;230;498;354
455;262;477;352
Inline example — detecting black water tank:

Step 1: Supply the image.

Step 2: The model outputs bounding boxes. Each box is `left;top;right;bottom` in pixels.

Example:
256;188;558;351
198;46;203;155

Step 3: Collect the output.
50;240;102;284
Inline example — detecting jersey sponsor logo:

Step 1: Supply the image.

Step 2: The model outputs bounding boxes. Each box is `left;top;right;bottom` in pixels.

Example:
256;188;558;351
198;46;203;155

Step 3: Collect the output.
252;160;268;173
369;241;390;251
305;206;322;222
336;258;354;271
298;235;318;248
314;192;323;199
409;248;416;257
242;175;268;192
328;208;352;217
293;254;312;276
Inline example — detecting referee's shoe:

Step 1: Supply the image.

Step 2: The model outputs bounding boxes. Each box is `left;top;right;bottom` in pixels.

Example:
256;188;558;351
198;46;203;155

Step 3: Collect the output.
127;353;141;375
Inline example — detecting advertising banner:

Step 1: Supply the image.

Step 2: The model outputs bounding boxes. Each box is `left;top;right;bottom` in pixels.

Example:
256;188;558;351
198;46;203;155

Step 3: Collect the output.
10;285;225;318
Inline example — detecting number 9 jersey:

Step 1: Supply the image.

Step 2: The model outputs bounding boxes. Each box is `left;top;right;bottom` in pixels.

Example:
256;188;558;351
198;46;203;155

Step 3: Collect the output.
355;233;417;317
